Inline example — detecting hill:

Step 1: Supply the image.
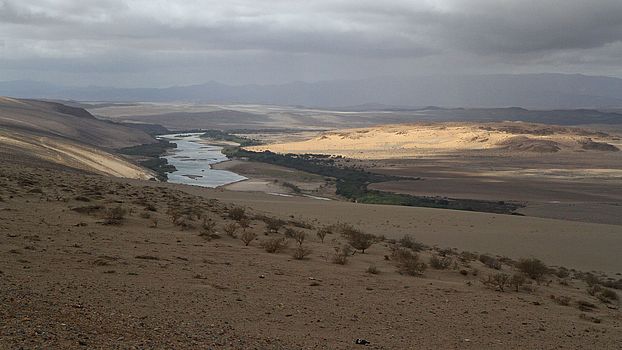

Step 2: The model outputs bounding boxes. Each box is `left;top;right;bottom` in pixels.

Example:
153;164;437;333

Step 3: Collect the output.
0;97;155;179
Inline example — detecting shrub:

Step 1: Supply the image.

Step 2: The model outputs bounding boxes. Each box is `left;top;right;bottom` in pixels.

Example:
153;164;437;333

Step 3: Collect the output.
555;267;570;279
174;215;195;230
264;217;284;233
399;234;426;252
223;222;239;238
430;254;452;270
228;206;246;221
332;245;353;265
316;226;331;243
149;217;158;228
103;206;127;225
240;231;257;246
510;273;527;292
199;219;218;239
517;258;549;280
293;231;306;246
261;237;289;253
392;247;427;276
366;265;380;274
482;273;510;291
347;231;376;253
588;284;619;303
292;246;312;260
479;254;502;270
551;295;571;306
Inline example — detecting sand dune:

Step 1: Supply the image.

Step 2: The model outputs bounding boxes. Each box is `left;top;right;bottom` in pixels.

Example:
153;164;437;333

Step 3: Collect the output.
248;122;621;159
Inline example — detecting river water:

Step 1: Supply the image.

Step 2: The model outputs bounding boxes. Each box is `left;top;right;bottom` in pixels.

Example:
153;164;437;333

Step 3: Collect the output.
157;133;247;188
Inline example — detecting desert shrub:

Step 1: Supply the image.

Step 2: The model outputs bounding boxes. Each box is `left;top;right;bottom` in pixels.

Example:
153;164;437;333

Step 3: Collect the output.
482;273;510;292
332;245;353;265
149;217;158;228
261;237;289;253
430;254;452;270
174;215;195;230
292;245;312;260
292;230;306;246
366;265;380;274
551;295;571;306
199;218;218;238
139;212;151;219
223;222;239;238
588;285;619;303
264;217;284;233
517;258;549;280
510;273;527;292
144;203;157;212
555;267;570;279
479;254;502;270
399;234;426;252
228;206;246;221
316;226;331;243
240;231;257;246
238;217;251;230
103;206;127;225
459;251;479;262
392;247;427;276
347;231;376;253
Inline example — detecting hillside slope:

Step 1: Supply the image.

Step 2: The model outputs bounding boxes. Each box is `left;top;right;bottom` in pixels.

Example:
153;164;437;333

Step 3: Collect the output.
0;97;155;179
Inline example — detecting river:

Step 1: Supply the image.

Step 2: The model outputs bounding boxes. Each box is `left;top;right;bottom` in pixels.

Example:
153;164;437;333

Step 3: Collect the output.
157;133;247;188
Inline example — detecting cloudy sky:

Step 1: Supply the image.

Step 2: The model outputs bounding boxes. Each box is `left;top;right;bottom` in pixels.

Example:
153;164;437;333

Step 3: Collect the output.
1;0;622;87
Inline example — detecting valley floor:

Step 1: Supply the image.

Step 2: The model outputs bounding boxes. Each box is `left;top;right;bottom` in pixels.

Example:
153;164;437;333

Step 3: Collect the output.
1;161;621;349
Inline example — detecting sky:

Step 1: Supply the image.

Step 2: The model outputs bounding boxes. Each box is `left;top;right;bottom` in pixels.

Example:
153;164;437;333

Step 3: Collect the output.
1;0;622;87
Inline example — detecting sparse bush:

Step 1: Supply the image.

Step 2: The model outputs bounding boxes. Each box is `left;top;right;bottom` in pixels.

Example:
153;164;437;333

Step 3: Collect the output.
316;226;331;243
103;206;127;225
144;203;157;212
228;206;246;221
240;231;257;246
293;230;306;246
238;217;251;230
392;247;427;276
261;237;289;253
347;230;376;253
332;245;353;265
517;258;549;280
199;218;218;239
149;217;158;228
399;234;426;252
479;254;502;270
588;284;619;303
510;273;527;292
430;254;452;270
139;212;151;219
459;251;479;263
174;215;195;230
366;265;380;274
292;245;312;260
482;272;510;292
223;222;239;238
551;295;571;306
555;267;570;279
264;217;284;233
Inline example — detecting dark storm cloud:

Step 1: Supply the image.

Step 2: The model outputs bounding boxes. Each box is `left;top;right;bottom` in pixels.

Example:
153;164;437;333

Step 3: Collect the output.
1;0;622;85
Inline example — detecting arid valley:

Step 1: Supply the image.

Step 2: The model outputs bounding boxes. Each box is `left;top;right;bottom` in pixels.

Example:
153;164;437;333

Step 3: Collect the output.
1;98;622;349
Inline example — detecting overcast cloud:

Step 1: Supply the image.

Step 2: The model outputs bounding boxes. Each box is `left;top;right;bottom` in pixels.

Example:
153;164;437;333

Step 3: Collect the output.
1;0;622;86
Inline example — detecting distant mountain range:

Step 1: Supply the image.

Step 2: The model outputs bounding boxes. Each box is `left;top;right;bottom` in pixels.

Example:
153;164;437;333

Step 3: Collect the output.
2;73;622;109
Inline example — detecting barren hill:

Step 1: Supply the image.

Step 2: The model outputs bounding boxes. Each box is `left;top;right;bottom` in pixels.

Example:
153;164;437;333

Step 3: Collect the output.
0;97;155;179
249;122;621;159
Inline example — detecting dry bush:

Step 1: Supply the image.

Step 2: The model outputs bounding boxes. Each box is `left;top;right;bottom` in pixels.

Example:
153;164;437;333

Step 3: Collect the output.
430;254;453;270
459;251;479;263
240;231;257;246
517;258;549;281
510;273;527;292
174;215;195;231
238;217;251;230
199;218;219;239
293;230;306;246
144;203;157;212
366;265;380;274
551;295;571;306
392;247;427;276
316;226;331;243
332;245;353;265
149;217;158;228
587;284;619;304
103;206;127;225
292;245;312;260
347;230;377;254
261;237;289;253
482;272;510;291
398;234;426;252
264;217;285;233
479;254;502;270
223;222;239;238
228;206;246;221
139;212;151;219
